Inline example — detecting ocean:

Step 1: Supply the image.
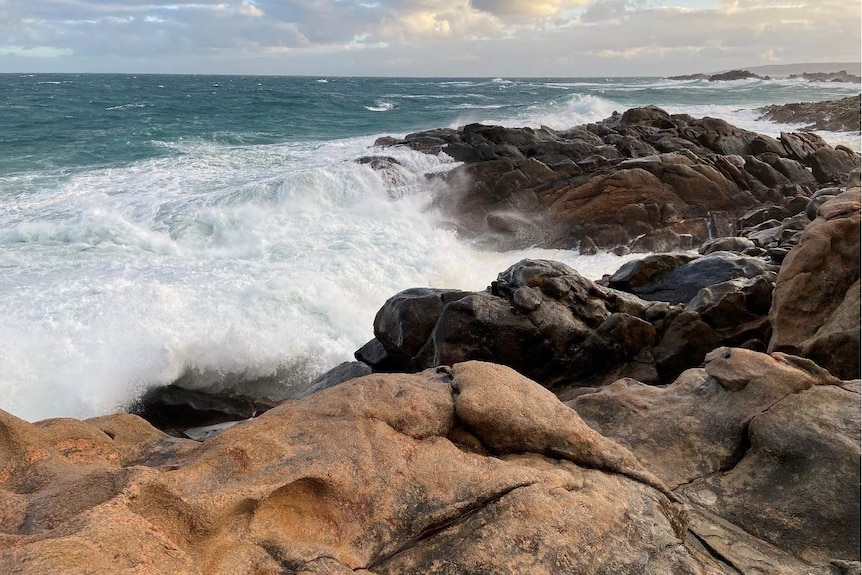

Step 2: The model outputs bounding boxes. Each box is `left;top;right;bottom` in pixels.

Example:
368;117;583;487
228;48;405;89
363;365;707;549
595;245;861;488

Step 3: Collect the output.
1;74;859;422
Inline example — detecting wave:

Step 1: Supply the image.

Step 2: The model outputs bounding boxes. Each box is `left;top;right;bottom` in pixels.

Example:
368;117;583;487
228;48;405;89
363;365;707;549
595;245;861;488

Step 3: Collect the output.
0;134;643;422
451;93;619;131
105;103;148;111
365;100;396;112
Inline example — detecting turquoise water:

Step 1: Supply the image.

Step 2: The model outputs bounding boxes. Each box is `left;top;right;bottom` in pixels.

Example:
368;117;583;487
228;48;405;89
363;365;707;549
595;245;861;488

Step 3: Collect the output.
0;74;859;421
3;74;858;173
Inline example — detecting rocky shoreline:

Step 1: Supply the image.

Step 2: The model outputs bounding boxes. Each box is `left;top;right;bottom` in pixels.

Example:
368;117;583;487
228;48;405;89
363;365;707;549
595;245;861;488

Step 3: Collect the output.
758;95;862;132
1;107;860;574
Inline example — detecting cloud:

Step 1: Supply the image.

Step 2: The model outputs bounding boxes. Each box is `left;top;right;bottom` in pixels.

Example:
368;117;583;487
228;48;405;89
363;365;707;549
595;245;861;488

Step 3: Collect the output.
471;0;585;18
0;44;72;57
0;0;857;75
238;1;264;17
580;0;628;23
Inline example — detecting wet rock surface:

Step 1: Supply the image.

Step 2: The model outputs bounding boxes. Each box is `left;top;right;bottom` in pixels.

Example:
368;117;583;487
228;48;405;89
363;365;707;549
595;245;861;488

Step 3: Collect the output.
372;106;859;252
758;95;862;132
3;106;861;575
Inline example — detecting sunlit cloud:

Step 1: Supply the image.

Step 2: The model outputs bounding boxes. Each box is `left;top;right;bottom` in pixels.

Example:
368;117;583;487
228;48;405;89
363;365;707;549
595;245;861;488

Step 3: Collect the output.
0;0;856;75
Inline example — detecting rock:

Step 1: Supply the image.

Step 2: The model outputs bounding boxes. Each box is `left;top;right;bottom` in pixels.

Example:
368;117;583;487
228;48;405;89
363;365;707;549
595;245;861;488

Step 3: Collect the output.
769;189;861;378
131;385;276;436
780;131;830;162
301;361;372;397
677;383;861;564
686;275;773;331
736;205;792;230
758;96;862;132
0;363;722;575
423;260;655;388
372;288;473;371
354;337;393;370
789;71;862;83
708;70;767;81
652;311;721;380
572;347;838;487
608;251;777;304
373;107;833;253
809;146;861;184
699;236;756;255
572;346;859;567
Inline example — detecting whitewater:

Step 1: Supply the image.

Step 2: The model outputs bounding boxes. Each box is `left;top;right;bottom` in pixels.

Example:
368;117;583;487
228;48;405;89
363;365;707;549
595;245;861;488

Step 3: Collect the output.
1;74;859;421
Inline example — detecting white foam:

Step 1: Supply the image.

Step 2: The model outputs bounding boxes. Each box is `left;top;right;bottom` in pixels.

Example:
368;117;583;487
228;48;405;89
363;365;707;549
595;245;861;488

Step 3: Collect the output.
365;100;396;112
0;137;635;422
452;93;619;131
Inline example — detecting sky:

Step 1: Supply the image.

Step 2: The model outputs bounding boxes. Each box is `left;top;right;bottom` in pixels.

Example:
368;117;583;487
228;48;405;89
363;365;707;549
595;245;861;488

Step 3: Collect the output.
0;0;859;76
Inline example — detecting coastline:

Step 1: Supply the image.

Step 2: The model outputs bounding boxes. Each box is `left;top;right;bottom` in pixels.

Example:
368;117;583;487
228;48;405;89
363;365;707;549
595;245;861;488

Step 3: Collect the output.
1;97;859;573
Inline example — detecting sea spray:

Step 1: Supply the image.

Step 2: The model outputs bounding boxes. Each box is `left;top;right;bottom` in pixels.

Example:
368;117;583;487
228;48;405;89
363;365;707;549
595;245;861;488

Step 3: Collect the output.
1;74;858;421
0;136;642;421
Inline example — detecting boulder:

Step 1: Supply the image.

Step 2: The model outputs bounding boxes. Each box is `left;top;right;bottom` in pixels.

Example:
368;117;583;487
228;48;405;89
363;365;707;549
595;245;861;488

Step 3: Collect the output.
572;347;859;567
607;251;777;304
768;189;861;378
809;146;861;185
0;363;724;575
373;108;833;252
677;383;861;565
422;260;655;388
758;95;862;132
699;236;756;255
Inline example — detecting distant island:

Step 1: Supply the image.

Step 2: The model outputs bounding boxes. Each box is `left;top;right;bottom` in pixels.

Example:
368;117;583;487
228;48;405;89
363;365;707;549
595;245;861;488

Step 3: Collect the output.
666;62;861;83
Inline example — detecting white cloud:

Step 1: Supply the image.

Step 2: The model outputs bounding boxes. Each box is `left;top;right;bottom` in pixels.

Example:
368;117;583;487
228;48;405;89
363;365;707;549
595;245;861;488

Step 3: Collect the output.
471;0;586;18
238;2;263;17
0;0;857;75
0;44;72;57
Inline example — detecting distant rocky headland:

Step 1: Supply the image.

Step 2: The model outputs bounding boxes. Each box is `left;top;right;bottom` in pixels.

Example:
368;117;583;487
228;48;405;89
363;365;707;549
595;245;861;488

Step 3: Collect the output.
667;68;861;83
1;105;860;574
758;95;862;132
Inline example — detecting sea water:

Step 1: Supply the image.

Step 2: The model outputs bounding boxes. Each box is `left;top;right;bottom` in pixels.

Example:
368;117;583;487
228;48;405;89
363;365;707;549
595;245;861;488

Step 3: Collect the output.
1;74;859;421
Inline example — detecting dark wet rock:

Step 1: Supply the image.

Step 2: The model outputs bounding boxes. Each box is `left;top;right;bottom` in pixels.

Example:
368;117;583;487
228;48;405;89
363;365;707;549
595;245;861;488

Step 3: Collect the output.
786;194;811;215
371;287;474;371
354;337;393;370
758;95;862;132
131;385;276;437
301;361;373;397
607;251;777;304
372;107;847;253
736;205;792;230
699;236;756;255
789;70;862;83
810;145;861;185
652;311;721;381
780;131;830;162
708;70;768;81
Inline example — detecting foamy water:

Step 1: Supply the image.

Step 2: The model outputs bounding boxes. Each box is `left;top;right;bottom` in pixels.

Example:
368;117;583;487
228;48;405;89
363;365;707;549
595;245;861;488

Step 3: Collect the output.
0;137;643;421
1;74;858;421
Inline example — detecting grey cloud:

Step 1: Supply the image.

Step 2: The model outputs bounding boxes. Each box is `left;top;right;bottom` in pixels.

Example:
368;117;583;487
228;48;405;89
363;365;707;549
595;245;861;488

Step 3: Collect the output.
0;0;857;76
580;0;628;23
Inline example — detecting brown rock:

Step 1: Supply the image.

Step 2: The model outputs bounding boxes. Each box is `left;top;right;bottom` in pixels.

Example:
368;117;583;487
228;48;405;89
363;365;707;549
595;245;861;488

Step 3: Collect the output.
768;189;861;378
0;363;721;575
678;383;860;563
571;347;835;488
